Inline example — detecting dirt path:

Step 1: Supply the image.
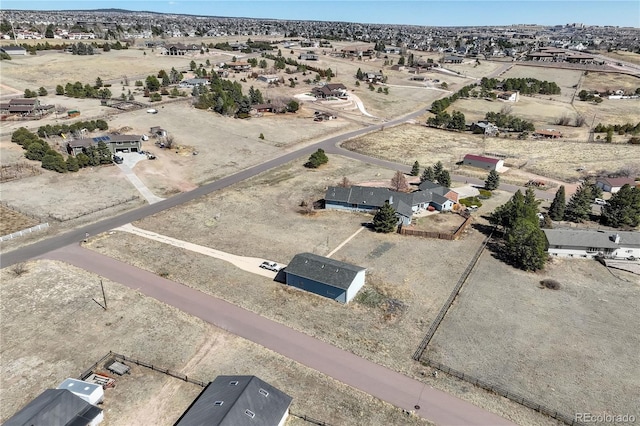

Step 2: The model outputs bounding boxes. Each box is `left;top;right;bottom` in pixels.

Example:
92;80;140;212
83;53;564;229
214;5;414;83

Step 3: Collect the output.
44;243;515;426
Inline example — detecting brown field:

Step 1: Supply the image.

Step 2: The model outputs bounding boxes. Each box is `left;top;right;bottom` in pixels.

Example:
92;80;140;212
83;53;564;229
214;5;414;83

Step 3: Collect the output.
498;65;583;102
581;71;640;93
0;205;38;236
599;50;640;66
0;260;431;426
573;97;640;128
342;123;640;182
84;154;556;426
441;60;505;79
426;253;640;424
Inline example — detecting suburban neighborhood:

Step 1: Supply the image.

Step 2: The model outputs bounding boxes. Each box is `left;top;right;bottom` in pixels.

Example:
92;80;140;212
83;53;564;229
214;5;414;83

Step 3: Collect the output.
0;4;639;426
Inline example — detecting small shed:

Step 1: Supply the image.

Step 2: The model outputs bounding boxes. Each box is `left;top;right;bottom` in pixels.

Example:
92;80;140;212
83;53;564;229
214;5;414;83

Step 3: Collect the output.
108;361;131;376
283;253;366;303
463;154;504;171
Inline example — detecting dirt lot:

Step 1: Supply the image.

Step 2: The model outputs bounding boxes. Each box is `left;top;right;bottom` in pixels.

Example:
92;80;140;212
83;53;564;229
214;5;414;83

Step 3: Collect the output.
0;260;431;426
84;154;557;425
342;123;640;182
426;253;640;423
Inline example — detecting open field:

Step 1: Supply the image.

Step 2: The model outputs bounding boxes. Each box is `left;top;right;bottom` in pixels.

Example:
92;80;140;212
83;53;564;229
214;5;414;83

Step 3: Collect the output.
499;65;583;102
342;123;640;182
84;154;557;425
581;71;640;93
599;50;640;66
0;205;38;236
426;253;640;423
441;60;505;79
0;260;431;426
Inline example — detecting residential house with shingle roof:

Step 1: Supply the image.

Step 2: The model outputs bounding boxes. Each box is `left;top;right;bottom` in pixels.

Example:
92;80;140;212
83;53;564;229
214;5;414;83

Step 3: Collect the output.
174;375;292;426
324;180;457;226
595;177;638;193
4;389;103;426
543;229;640;259
284;253;366;303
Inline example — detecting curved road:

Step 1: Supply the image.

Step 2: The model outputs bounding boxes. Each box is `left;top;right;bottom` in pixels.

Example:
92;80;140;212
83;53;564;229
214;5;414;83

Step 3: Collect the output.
44;244;514;426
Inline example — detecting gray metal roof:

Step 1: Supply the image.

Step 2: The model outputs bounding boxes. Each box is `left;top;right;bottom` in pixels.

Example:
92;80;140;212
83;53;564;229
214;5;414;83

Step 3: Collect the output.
174;375;292;426
4;389;102;426
285;252;365;291
543;229;640;249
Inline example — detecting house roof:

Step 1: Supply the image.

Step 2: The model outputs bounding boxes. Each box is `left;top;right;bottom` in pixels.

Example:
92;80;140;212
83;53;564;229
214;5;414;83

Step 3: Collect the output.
285;252;365;291
174;375;292;426
9;98;38;105
4;389;102;426
69;134;142;147
543;229;640;249
464;154;501;164
1;45;27;52
596;177;636;188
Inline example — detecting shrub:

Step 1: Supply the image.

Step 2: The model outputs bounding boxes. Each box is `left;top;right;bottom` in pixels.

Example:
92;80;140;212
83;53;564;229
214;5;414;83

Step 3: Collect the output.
459;197;482;207
540;279;561;290
478;188;493;198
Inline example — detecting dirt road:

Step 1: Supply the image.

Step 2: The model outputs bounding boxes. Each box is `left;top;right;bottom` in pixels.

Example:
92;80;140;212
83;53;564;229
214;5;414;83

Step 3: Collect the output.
43;243;514;426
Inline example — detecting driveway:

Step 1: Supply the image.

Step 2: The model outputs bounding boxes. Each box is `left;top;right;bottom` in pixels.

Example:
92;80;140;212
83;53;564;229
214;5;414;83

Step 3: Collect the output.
115;152;165;204
44;244;515;426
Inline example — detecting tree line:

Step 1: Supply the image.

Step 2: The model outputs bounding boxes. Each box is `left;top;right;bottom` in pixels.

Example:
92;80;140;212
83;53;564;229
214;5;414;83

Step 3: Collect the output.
37;119;108;138
11;127;112;173
479;77;561;95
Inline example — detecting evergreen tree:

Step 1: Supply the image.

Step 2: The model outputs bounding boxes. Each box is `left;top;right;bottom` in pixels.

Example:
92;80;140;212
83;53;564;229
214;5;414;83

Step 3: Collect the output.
484;170;500;190
600;184;640;228
438;170;451;188
56;85;64;95
356;68;364;80
305;149;328;168
41;151;66;173
373;201;398;233
421;166;435;183
96;141;113;164
410;161;420;176
548;186;566;220
504;218;548;271
564;181;593;223
433;161;444;179
66;156;80;172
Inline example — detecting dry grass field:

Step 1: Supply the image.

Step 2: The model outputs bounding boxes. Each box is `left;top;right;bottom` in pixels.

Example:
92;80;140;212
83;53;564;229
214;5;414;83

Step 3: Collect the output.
600;50;640;66
0;205;38;236
0;260;431;426
83;154;557;425
581;71;640;93
499;65;583;102
426;253;640;423
342;123;640;182
442;60;505;79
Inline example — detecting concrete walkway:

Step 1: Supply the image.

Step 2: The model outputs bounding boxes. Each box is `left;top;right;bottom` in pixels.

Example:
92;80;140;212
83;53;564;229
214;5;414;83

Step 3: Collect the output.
116;223;279;278
326;226;366;257
348;93;378;118
115;152;165;205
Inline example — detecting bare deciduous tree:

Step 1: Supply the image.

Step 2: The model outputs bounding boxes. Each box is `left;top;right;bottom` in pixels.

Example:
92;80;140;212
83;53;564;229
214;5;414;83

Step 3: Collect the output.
499;104;513;115
574;114;586;127
164;135;175;150
337;176;352;188
390;170;409;192
556;114;571;126
11;262;28;276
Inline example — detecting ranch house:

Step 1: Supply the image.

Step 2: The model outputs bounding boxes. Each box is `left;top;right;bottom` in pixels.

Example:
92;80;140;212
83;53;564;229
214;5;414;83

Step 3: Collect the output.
67;135;143;155
543;229;640;259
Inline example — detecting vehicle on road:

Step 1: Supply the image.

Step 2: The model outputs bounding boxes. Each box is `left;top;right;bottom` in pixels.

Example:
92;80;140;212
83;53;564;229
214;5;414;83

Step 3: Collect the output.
259;261;280;272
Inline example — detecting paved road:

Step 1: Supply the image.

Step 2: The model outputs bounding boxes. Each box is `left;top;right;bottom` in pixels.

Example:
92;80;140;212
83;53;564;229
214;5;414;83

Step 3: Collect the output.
0;108;424;268
44;244;515;426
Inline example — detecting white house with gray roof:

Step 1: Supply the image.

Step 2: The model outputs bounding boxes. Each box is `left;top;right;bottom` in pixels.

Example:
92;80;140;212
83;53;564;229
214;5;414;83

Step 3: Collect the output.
174;375;292;426
324;180;457;226
543;229;640;259
284;253;366;303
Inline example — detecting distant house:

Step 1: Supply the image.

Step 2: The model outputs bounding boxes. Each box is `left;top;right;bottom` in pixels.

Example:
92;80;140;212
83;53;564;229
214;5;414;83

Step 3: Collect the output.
312;83;348;99
324;180;457;226
179;78;209;88
596;177;637;193
256;74;280;84
497;91;519;102
443;55;464;63
284;253;366;304
0;98;54;117
543;229;640;259
252;103;275;113
0;45;27;56
534;129;562;139
463;154;504;171
4;389;103;426
174;375;292;426
298;51;318;61
161;43;201;56
228;62;252;72
364;72;384;83
67;134;143;155
469;121;498;136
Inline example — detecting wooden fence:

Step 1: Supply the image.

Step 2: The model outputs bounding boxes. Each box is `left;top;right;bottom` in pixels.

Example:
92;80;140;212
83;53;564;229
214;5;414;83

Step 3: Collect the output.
399;213;472;241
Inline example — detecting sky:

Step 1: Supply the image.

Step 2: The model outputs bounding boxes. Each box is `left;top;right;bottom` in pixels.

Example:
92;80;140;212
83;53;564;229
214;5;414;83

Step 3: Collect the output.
4;1;640;27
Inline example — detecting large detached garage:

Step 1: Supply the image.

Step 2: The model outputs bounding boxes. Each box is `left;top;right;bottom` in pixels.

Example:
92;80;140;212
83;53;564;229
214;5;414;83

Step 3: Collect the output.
284;253;366;304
